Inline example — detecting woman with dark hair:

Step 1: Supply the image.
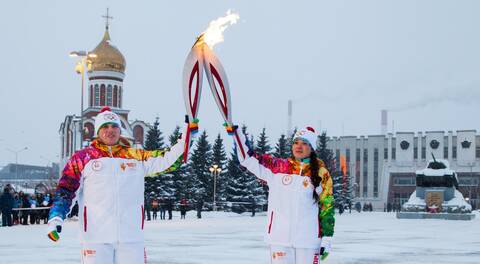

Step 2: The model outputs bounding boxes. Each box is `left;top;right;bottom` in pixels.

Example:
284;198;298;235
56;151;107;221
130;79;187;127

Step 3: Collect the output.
229;126;335;263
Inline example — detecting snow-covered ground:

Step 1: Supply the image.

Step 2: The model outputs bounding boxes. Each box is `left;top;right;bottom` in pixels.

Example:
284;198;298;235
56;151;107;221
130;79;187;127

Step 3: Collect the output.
0;210;479;264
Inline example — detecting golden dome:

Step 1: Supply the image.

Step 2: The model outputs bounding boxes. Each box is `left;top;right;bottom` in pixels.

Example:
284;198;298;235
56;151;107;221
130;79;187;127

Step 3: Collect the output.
90;29;126;73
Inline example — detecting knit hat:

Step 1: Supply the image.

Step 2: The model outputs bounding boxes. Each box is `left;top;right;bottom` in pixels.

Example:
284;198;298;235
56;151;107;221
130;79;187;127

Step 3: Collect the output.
94;106;122;136
292;127;317;149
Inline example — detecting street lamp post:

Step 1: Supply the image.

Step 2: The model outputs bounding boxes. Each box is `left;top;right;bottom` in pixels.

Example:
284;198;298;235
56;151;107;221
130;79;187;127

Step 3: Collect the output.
6;147;28;184
69;51;96;149
209;164;222;211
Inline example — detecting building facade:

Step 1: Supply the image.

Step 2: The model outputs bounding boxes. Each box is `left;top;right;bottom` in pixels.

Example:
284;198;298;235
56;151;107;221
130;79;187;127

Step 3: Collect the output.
328;130;480;210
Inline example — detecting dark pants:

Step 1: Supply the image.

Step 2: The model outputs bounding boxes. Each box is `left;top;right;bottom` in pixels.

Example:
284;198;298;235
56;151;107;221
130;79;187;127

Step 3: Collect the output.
1;209;13;226
168;209;172;220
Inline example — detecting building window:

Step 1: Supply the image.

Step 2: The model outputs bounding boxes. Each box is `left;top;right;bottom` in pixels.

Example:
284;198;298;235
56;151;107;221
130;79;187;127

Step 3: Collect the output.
421;147;426;160
452;147;457;159
100;84;106;106
414;147;418;159
89;85;93;107
444;147;448;159
119;86;122;108
94;84;100;106
391;148;396;160
363;149;368;197
355;148;360;197
107;85;113;106
476;146;480;159
113;85;118;107
384;148;388;160
373;148;379;198
393;177;416;186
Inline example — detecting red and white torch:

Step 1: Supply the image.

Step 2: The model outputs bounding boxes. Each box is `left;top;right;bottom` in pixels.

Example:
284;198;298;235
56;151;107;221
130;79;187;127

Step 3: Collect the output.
182;10;247;161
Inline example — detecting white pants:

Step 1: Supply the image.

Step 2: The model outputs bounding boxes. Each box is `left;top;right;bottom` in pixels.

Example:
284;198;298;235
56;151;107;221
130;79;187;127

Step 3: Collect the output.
270;246;320;264
80;242;146;264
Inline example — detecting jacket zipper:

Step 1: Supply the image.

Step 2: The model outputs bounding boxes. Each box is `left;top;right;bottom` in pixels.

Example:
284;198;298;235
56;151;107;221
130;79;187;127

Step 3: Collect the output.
109;146;121;243
83;206;87;232
268;211;274;234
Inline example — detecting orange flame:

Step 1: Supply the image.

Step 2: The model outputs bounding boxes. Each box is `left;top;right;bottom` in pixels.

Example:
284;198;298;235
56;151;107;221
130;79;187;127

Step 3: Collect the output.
200;10;240;48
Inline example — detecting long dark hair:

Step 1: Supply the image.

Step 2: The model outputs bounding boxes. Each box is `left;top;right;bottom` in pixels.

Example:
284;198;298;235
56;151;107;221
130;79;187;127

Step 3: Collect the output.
309;151;321;201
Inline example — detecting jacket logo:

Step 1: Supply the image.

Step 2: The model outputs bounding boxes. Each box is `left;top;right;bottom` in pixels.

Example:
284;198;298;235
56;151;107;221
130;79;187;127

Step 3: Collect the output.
82;249;96;257
104;113;117;121
303;178;310;188
282;175;293;185
92;160;102;171
120;162;136;171
272;251;287;260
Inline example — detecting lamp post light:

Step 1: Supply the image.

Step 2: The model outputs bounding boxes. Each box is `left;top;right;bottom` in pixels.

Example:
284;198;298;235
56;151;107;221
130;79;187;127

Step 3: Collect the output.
6;147;28;184
209;164;222;211
69;51;96;149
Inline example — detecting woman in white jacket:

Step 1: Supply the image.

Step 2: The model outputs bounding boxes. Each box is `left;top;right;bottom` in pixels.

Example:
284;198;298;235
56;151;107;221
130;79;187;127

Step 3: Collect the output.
229;126;335;264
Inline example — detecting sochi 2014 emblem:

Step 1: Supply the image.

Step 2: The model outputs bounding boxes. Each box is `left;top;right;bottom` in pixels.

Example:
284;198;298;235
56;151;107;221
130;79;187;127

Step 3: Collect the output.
92;160;102;171
104;113;117;121
282;175;293;185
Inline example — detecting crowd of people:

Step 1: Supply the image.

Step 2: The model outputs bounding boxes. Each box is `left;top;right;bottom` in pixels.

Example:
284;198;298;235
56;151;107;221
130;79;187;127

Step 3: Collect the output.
0;184;53;227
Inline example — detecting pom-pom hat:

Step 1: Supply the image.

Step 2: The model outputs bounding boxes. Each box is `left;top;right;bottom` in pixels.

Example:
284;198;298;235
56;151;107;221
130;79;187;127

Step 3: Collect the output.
292;127;317;149
94;107;122;136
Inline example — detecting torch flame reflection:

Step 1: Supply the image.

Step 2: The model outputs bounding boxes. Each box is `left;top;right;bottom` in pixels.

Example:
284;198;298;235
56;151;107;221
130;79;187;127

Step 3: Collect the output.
200;10;240;48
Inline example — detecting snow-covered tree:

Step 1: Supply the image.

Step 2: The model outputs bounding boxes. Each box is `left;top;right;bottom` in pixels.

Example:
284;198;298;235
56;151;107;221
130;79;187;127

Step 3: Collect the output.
211;134;228;202
274;134;290;158
144;117;166;199
187;131;212;202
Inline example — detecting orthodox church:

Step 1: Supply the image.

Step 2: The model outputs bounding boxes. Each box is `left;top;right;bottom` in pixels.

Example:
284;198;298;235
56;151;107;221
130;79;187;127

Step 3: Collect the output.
59;20;149;166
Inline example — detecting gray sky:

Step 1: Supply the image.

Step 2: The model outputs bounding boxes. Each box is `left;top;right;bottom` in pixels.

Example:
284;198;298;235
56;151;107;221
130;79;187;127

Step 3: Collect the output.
1;0;480;167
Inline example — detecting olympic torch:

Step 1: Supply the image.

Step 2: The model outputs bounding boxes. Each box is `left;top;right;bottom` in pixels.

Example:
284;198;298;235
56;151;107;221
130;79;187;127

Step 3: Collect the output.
182;10;246;160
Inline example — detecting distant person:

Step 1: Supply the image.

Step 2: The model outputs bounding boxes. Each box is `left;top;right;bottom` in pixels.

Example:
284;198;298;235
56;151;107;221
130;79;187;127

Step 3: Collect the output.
196;198;203;219
0;187;14;227
159;198;166;220
152;198;159;220
180;198;188;219
250;196;256;217
166;199;173;220
47;107;195;263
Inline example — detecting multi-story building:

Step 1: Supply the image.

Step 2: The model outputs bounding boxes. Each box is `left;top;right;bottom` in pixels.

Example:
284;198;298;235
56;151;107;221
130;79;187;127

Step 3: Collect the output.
328;130;480;210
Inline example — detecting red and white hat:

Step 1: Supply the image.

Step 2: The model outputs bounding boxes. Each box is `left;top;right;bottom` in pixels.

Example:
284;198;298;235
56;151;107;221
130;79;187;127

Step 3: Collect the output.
94;107;122;135
293;127;317;149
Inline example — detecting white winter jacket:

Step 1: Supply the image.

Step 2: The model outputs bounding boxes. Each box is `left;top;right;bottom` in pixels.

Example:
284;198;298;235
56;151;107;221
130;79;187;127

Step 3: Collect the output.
241;156;324;248
49;137;185;244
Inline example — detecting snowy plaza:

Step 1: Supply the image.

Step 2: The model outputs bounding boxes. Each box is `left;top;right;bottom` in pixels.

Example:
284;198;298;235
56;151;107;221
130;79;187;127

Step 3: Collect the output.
0;211;479;264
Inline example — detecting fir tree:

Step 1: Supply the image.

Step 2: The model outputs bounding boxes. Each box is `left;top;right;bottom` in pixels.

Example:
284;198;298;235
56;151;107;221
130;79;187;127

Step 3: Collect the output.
144;117;164;150
274;134;289;158
255;128;271;155
144;117;165;199
187;131;212;202
168;125;181;146
211;134;228;202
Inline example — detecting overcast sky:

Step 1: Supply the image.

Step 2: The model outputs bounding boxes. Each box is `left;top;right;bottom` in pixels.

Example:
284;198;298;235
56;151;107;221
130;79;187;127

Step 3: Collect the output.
1;0;480;167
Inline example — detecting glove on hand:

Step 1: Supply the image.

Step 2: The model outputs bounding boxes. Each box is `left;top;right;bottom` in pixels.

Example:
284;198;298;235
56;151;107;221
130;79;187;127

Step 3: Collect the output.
47;216;63;242
320;236;332;260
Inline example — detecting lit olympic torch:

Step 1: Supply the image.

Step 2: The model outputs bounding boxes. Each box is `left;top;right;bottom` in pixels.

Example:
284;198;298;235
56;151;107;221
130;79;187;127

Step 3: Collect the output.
182;10;246;161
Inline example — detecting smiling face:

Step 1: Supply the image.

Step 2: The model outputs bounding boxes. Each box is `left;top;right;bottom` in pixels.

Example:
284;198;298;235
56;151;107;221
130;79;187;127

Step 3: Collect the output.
97;123;121;146
292;139;312;160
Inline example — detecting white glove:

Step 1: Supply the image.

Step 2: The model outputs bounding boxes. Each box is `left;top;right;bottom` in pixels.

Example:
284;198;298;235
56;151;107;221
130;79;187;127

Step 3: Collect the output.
315;185;323;195
320;236;332;260
47;216;63;242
